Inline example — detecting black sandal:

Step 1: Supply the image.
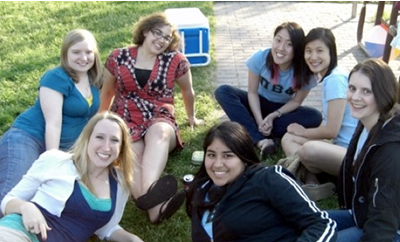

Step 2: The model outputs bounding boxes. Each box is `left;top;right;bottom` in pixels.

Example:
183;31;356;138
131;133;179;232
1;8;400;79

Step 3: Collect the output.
261;143;277;160
135;175;177;211
260;139;278;161
154;190;186;224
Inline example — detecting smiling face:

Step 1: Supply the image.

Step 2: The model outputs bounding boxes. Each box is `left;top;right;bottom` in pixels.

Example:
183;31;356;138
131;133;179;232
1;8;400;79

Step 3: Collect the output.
143;24;172;55
67;39;95;74
304;39;331;77
87;119;122;170
271;28;294;71
347;71;379;130
204;138;246;186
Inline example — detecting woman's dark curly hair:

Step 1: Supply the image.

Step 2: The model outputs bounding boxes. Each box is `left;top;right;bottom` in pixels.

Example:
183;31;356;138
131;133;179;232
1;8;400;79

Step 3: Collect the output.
131;12;182;52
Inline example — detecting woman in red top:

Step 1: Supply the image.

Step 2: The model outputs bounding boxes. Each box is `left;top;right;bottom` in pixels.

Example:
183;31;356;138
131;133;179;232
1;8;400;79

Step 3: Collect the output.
100;12;203;223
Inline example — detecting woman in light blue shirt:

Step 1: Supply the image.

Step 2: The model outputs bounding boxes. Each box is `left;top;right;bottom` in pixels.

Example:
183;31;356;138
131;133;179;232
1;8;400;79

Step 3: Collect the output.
281;28;357;201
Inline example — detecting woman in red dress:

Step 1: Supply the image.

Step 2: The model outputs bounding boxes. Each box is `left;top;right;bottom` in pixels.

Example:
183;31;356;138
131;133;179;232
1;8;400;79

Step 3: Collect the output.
100;12;203;223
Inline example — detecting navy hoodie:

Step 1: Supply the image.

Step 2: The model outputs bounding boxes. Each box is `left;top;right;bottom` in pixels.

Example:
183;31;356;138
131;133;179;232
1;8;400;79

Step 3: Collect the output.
190;165;337;242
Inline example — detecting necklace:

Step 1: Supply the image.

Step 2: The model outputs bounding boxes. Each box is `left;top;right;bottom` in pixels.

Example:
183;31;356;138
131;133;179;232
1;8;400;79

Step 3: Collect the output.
89;171;109;185
206;206;218;223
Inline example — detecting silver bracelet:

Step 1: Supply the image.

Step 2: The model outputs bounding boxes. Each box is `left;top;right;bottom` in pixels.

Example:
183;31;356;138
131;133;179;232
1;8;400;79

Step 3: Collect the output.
275;109;282;118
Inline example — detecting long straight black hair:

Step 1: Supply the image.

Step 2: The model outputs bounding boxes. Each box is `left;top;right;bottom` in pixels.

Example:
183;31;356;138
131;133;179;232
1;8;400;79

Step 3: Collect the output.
304;27;338;82
266;22;309;90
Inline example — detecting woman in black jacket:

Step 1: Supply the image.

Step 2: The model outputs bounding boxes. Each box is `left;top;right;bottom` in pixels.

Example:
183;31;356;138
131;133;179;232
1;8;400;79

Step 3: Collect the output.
186;121;337;242
332;59;400;242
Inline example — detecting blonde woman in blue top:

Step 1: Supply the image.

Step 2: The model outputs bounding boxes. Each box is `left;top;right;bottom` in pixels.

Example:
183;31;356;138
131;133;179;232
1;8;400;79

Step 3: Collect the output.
281;28;357;198
0;29;102;212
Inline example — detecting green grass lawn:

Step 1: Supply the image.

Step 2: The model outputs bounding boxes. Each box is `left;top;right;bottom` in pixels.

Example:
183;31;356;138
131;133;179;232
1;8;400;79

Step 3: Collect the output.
0;1;337;241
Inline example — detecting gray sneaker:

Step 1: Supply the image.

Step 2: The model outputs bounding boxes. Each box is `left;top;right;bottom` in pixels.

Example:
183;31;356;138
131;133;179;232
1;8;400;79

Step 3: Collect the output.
302;182;336;201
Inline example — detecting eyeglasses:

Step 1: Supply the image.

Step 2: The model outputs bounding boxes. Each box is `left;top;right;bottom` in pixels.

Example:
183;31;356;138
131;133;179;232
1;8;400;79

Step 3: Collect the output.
150;28;173;44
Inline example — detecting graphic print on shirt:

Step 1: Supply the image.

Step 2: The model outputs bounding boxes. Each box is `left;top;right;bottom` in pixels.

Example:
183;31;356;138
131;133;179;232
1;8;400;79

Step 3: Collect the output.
260;76;295;96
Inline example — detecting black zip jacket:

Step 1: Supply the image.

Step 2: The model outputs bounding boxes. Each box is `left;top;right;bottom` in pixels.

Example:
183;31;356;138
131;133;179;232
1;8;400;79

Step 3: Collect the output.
190;165;337;242
338;113;400;241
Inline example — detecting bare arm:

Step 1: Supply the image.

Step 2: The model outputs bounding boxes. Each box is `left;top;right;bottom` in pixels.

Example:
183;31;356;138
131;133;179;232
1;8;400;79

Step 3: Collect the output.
275;88;309;116
5;199;51;240
109;228;144;242
260;88;310;136
40;87;63;150
99;68;116;112
287;98;346;139
5;198;35;215
175;70;203;128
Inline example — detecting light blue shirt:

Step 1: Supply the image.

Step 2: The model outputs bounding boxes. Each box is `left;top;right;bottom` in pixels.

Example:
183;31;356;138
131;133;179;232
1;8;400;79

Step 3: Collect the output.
202;209;213;239
198;181;214;239
322;67;358;147
246;48;317;104
355;127;368;161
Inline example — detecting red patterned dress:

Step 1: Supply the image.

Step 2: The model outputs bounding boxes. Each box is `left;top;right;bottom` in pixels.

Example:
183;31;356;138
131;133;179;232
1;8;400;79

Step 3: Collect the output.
105;46;190;148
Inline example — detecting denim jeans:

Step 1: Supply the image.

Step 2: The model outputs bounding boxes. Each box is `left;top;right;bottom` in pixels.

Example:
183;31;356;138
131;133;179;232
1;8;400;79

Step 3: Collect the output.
215;85;322;144
0;128;45;217
328;209;400;242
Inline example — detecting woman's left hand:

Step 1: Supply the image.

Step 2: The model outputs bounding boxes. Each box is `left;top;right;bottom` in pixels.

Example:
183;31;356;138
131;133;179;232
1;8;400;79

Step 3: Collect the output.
259;113;276;136
189;116;205;130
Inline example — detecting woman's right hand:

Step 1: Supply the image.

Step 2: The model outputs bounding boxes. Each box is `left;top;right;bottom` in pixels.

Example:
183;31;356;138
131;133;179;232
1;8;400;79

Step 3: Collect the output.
259;123;272;136
21;202;51;240
189;116;205;131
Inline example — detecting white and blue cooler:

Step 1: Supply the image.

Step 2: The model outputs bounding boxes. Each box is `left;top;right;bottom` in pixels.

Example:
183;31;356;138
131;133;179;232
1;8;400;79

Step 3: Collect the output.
165;8;211;67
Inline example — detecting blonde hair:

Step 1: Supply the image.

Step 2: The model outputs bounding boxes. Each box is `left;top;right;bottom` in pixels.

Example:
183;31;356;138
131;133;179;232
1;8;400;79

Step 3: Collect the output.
71;111;135;193
60;29;103;88
131;12;182;52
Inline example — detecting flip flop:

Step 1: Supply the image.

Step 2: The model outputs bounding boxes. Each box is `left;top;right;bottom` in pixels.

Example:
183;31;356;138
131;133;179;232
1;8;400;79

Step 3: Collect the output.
135;175;178;211
154;190;186;224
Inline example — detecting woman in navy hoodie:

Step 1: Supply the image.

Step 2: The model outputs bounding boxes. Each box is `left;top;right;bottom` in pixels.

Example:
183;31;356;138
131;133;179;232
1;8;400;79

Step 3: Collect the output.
186;121;337;242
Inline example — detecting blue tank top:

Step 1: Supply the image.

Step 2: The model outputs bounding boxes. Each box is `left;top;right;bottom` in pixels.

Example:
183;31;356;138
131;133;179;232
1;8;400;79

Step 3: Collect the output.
36;171;117;242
